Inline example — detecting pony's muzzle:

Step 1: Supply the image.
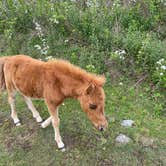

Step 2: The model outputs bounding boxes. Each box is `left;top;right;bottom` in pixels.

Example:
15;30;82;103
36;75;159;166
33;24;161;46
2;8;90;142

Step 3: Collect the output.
98;120;108;131
99;126;104;131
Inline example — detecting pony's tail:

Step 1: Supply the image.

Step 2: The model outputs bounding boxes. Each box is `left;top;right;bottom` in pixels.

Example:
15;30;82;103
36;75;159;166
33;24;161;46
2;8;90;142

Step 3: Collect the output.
0;57;8;90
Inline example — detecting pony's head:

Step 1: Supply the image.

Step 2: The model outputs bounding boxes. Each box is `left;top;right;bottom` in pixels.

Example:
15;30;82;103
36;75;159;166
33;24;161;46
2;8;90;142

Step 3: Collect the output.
78;76;108;131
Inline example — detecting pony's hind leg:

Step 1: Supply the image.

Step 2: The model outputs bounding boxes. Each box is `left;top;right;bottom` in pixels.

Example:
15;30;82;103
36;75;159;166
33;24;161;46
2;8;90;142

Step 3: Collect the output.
41;116;52;128
8;91;21;126
23;96;43;123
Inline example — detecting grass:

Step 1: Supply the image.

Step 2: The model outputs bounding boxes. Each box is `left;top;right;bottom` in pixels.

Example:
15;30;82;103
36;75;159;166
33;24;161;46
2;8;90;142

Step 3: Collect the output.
0;81;165;166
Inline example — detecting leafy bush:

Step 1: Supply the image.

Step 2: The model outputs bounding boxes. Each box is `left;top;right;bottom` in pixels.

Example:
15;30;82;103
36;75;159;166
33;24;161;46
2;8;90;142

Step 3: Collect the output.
0;0;165;89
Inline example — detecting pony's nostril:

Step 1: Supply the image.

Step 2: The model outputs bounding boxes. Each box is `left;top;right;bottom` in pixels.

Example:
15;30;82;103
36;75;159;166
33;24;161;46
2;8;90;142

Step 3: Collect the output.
99;126;104;131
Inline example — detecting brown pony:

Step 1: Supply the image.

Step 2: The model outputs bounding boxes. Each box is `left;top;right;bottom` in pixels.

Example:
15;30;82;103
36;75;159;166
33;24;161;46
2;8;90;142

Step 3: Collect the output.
0;55;108;151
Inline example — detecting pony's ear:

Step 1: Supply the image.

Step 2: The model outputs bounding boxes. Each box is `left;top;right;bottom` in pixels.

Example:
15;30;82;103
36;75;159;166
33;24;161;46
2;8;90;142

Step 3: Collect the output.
86;84;95;95
76;83;95;96
96;75;106;87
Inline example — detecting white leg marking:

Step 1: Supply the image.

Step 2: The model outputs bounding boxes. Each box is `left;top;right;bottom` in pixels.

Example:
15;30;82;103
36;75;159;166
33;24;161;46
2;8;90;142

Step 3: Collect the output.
45;100;65;150
52;117;64;149
24;96;43;122
8;95;21;126
51;110;65;150
41;116;52;128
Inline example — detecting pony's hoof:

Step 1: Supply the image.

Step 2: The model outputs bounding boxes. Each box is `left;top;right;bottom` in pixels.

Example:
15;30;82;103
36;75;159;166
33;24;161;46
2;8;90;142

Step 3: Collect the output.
59;147;66;152
41;122;46;128
61;148;66;152
15;121;21;126
40;123;46;129
58;142;65;152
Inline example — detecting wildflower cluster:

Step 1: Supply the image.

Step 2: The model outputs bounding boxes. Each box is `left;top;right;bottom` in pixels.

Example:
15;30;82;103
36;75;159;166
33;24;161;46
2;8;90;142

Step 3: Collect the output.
85;0;99;8
49;15;59;24
129;0;137;3
64;39;69;43
70;0;76;2
45;56;53;61
154;58;166;87
110;49;126;60
112;0;121;8
34;21;49;57
156;58;166;76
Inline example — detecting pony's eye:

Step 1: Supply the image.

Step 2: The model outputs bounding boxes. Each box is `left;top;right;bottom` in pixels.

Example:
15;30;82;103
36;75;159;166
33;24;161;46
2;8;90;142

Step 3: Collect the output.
89;104;97;110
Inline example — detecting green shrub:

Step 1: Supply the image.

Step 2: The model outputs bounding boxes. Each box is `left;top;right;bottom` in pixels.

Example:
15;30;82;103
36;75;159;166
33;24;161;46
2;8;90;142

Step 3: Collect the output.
0;0;166;89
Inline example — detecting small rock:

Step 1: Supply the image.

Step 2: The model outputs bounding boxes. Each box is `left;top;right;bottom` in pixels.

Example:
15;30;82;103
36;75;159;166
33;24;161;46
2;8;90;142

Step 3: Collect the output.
121;120;134;127
115;134;131;144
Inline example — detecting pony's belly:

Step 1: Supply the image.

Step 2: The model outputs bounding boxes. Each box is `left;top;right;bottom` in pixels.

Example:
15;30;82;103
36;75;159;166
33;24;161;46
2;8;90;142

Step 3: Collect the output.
20;89;43;98
14;79;43;99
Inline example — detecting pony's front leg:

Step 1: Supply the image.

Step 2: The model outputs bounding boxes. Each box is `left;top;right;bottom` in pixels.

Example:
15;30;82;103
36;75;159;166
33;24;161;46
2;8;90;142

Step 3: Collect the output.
46;101;65;151
52;110;65;151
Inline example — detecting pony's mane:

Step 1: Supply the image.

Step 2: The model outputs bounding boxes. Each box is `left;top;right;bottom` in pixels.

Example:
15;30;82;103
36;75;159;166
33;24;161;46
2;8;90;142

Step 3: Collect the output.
47;59;105;86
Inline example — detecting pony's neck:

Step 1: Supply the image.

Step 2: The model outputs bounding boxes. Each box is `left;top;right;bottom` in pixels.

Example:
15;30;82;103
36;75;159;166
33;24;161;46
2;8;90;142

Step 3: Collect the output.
60;74;87;98
47;60;90;98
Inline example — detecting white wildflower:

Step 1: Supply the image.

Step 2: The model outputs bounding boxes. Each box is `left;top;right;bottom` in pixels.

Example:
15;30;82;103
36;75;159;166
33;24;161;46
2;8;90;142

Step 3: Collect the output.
156;61;161;65
35;24;41;31
112;1;120;8
41;50;48;55
85;0;99;8
8;33;12;39
86;0;93;7
115;50;119;54
64;39;69;43
114;49;126;60
161;65;166;70
119;82;123;85
34;20;49;56
160;73;163;76
34;44;41;50
130;0;137;3
49;17;59;24
115;49;126;55
54;19;59;24
43;45;49;50
120;50;126;55
119;55;125;60
113;2;116;6
45;56;53;60
157;58;165;65
138;50;142;54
